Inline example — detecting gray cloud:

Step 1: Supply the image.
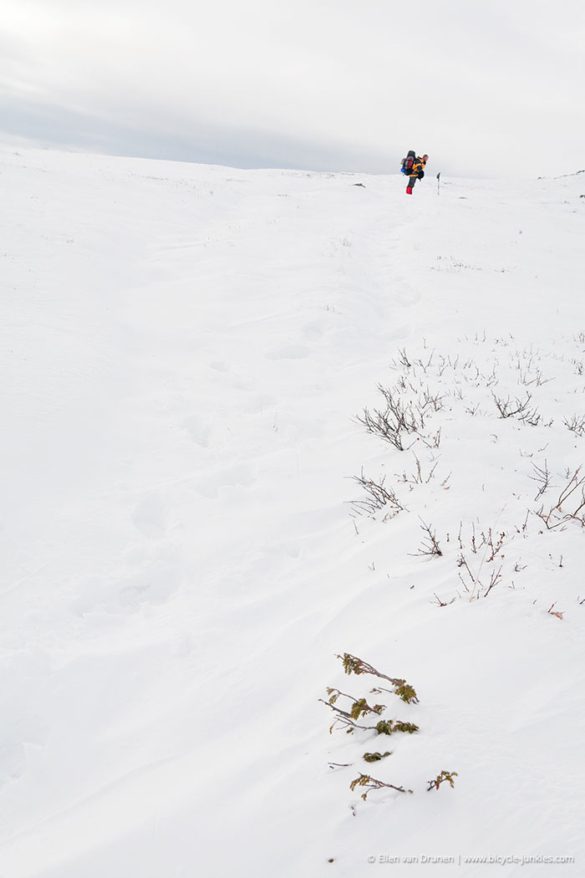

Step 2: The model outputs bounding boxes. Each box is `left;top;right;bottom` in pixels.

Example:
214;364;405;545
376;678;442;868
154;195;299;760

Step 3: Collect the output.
0;91;392;173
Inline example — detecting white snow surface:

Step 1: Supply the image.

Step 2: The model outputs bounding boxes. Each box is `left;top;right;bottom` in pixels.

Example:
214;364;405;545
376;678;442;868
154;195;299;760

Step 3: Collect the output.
1;147;585;877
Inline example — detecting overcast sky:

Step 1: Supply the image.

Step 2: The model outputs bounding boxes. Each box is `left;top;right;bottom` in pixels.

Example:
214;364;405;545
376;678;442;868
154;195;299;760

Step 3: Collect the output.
2;0;584;177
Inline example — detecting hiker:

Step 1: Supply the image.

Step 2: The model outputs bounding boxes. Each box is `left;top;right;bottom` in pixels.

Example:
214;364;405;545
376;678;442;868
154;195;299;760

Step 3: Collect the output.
404;153;428;195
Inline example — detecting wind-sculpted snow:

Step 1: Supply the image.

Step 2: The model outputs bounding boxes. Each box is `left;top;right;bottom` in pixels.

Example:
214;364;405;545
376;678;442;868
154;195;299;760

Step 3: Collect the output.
0;147;583;877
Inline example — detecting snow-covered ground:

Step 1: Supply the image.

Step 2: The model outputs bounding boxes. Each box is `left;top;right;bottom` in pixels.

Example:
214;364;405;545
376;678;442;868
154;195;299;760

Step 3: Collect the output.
1;146;584;877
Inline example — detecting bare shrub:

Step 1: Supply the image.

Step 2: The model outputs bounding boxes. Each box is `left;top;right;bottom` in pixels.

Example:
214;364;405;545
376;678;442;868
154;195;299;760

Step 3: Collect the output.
350;471;406;518
492;391;541;424
414;352;434;373
357;377;444;452
564;415;585;438
518;367;550;387
482;528;506;562
433;593;456;607
457;555;503;600
418;386;445;414
396;453;439;486
536;468;585;530
413;520;443;558
398;348;412;368
457;524;508;600
356;384;421;451
422;427;442;449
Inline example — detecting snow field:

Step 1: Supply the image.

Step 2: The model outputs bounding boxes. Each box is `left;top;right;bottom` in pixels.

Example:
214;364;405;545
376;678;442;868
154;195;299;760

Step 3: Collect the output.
0;147;584;876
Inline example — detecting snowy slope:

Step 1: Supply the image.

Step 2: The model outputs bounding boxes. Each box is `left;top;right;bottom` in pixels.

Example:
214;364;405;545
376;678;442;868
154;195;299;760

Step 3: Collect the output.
1;147;584;877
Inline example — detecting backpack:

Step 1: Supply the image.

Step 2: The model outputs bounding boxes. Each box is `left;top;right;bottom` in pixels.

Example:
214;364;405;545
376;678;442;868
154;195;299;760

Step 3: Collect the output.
401;151;416;175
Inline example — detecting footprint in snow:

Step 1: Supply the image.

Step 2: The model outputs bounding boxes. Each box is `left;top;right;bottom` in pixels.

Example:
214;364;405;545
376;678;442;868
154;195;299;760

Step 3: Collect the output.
302;320;325;340
196;463;255;498
132;493;167;539
118;559;181;608
245;393;276;414
183;414;210;447
265;344;309;360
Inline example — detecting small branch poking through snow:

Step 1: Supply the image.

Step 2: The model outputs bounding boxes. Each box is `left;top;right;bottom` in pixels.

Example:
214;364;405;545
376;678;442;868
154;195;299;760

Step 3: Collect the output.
413;520;443;558
547;603;564;620
350;773;413;799
433;592;456;607
530;459;551;501
427;770;458;791
336;653;419;703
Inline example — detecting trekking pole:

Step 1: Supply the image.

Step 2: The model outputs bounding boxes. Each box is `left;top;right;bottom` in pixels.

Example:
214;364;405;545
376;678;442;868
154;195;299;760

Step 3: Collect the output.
436;172;441;196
